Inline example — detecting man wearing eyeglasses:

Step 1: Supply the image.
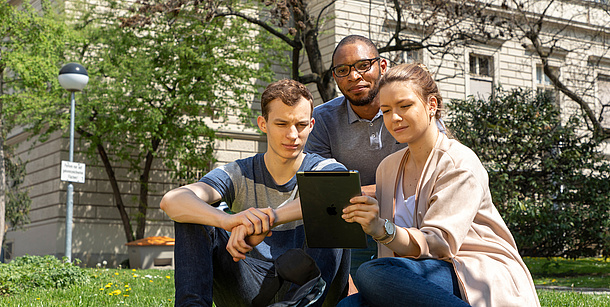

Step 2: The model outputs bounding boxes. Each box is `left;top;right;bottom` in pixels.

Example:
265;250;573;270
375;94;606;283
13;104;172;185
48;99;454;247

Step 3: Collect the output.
305;35;407;192
304;35;409;278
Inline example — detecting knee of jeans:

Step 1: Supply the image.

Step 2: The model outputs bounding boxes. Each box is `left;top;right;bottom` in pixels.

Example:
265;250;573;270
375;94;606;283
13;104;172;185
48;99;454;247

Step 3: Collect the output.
354;259;382;290
337;293;363;307
175;222;219;251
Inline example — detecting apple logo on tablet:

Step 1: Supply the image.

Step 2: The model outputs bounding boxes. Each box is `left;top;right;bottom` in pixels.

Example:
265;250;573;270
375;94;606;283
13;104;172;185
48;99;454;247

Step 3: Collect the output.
326;204;338;215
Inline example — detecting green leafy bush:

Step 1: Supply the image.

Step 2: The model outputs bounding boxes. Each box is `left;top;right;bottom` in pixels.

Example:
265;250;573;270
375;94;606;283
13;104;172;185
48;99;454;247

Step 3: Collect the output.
448;88;610;258
0;255;89;295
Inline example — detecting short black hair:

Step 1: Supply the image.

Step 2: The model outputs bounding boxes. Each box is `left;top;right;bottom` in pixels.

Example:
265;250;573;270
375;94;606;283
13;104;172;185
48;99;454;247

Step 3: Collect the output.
332;35;379;66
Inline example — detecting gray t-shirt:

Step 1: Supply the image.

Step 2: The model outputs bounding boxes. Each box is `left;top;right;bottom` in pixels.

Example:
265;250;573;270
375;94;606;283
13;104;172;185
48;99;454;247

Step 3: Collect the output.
305;96;408;186
200;153;345;261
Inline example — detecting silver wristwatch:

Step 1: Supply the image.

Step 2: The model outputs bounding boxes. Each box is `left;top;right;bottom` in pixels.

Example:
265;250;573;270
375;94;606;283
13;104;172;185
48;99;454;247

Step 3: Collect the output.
374;219;396;245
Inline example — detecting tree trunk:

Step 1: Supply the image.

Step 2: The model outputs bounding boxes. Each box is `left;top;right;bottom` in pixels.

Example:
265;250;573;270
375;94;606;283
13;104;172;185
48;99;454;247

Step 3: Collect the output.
0;114;5;255
0;68;6;255
291;32;302;81
96;143;135;242
136;151;153;240
136;154;150;241
302;28;334;102
294;0;335;102
136;138;160;240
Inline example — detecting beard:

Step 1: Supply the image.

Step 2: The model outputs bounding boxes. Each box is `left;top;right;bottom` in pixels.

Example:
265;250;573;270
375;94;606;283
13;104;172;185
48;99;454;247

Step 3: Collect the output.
347;84;379;106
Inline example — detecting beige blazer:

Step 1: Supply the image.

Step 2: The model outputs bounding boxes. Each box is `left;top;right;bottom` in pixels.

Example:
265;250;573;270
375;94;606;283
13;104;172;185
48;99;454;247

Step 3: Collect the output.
375;133;540;306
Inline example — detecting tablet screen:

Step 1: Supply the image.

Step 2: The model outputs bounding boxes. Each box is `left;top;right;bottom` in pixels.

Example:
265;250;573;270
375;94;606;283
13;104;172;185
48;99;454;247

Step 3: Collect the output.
296;171;367;249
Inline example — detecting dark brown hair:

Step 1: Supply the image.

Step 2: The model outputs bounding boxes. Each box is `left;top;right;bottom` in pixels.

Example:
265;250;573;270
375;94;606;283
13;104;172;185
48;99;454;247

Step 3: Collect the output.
378;63;443;120
261;79;313;120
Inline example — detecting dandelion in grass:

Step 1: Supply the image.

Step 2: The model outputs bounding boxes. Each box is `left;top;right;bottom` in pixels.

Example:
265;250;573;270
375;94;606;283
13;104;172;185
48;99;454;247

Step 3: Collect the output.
166;275;171;279
115;272;119;275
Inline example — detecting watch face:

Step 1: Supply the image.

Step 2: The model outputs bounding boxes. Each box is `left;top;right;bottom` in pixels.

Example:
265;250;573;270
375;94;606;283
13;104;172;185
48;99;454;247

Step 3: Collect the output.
385;220;395;235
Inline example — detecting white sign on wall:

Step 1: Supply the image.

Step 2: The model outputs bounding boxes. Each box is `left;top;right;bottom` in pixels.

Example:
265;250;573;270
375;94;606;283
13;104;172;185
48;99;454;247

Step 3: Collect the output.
61;161;86;183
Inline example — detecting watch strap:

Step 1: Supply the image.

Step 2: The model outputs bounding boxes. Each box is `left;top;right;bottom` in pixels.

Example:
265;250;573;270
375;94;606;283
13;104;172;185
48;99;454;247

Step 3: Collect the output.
374;219;393;244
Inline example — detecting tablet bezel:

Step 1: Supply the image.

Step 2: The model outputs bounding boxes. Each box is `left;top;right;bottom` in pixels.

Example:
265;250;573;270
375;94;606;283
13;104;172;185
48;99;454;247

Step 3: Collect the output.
296;170;367;249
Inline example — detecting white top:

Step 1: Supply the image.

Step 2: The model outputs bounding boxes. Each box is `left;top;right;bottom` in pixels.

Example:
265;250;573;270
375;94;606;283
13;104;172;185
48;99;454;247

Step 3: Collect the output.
394;174;416;228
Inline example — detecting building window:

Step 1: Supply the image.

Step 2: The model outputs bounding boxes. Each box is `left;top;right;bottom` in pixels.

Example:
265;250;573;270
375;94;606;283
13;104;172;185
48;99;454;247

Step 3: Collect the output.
536;65;553;86
598;75;610;128
401;49;422;64
469;54;494;100
536;64;559;104
470;54;492;77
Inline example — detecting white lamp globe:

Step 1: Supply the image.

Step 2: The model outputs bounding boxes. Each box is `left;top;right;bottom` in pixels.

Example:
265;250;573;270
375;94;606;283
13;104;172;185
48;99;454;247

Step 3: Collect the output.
58;63;89;92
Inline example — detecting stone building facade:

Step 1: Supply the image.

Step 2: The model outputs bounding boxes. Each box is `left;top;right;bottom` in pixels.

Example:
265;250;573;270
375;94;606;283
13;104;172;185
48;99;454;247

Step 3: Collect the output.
5;0;610;266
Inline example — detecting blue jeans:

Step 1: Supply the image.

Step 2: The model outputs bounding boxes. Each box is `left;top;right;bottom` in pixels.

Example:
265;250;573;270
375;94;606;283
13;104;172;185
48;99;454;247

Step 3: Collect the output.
174;222;349;307
349;235;377;276
337;257;471;307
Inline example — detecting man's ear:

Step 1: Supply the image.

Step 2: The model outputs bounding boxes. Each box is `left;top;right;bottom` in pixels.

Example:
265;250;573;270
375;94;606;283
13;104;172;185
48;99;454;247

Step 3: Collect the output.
379;58;388;74
309;117;315;129
257;116;267;133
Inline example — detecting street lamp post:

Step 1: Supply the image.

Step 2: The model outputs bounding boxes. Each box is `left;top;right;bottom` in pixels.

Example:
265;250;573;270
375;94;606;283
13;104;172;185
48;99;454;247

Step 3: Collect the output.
58;63;88;262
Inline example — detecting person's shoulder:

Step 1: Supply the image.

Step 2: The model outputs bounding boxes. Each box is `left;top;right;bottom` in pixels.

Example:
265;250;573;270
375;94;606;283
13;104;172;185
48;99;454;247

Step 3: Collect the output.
439;138;480;163
435;137;486;175
312;96;346;116
380;146;409;166
233;152;262;165
226;153;264;175
303;153;347;171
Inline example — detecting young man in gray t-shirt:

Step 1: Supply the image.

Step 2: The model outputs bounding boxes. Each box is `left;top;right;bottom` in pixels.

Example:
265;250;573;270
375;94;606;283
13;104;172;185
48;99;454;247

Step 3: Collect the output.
161;79;349;306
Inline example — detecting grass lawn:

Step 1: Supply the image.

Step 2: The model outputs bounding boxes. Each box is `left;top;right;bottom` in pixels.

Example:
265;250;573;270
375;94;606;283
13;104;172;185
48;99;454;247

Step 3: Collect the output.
0;257;608;306
537;290;610;307
0;267;175;306
524;257;610;289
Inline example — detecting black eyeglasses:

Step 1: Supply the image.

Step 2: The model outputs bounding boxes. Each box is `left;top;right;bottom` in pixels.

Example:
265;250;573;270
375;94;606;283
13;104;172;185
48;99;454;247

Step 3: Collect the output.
332;58;380;78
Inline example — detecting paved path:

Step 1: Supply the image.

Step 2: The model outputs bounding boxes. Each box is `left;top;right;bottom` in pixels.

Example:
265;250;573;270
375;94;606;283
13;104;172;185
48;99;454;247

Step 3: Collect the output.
536;285;610;295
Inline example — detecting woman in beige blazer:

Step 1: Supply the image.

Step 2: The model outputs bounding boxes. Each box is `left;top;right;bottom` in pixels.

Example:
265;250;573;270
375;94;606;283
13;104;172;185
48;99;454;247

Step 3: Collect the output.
337;63;540;307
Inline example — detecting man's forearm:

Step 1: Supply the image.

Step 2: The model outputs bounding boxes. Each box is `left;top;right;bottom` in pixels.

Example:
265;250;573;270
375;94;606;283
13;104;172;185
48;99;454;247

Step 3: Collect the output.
273;198;303;226
160;187;227;228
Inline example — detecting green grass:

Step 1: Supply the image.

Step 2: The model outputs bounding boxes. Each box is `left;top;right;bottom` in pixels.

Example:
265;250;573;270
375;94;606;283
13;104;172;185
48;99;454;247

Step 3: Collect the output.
524;257;610;289
538;290;610;307
0;267;175;306
0;257;608;306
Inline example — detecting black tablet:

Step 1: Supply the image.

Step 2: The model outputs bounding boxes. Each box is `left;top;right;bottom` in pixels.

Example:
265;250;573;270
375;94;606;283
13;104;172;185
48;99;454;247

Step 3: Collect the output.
296;170;367;249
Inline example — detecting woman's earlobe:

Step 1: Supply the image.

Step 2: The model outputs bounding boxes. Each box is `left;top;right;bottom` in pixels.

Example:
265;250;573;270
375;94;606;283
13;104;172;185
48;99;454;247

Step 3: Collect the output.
428;97;438;112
